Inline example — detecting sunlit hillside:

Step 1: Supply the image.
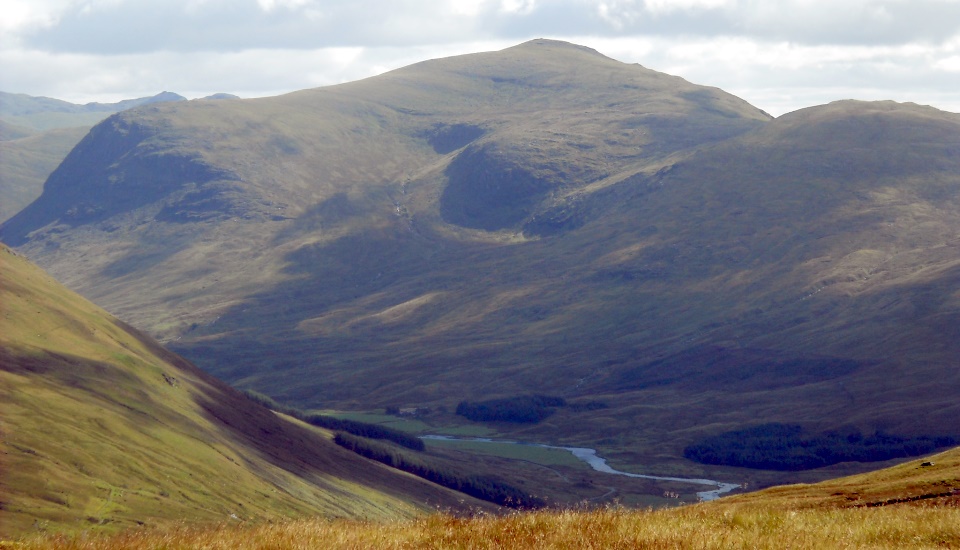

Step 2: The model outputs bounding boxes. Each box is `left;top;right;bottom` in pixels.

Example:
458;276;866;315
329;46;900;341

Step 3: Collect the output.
0;245;487;539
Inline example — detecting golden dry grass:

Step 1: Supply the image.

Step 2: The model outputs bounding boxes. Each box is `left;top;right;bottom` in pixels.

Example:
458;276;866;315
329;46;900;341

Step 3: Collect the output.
10;502;960;550
12;447;960;549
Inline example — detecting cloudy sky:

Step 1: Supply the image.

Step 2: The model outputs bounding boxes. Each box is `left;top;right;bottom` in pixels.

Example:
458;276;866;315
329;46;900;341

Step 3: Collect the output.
1;0;958;116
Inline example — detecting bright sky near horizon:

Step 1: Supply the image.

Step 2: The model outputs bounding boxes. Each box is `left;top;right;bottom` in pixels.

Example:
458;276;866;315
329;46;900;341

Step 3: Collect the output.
1;0;958;116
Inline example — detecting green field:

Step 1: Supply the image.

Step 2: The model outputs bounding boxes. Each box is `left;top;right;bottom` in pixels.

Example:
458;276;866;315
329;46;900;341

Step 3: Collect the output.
423;439;587;468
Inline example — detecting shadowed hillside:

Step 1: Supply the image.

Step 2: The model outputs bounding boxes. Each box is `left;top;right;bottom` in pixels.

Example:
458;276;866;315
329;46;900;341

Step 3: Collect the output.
2;40;959;487
0;91;189;223
0;245;489;539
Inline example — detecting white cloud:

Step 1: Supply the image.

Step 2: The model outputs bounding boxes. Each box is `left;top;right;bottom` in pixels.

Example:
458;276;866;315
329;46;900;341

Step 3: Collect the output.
499;0;538;14
448;0;491;16
0;0;64;37
643;0;732;14
256;0;312;11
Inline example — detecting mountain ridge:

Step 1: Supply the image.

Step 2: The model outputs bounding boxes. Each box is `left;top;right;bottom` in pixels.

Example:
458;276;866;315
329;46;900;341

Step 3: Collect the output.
2;40;958;489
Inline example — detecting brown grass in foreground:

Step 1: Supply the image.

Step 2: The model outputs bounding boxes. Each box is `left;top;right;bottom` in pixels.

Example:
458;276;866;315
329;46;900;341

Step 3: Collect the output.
9;502;960;550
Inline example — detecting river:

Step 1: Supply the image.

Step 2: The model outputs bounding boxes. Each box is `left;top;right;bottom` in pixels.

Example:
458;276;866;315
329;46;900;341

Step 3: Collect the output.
421;435;740;501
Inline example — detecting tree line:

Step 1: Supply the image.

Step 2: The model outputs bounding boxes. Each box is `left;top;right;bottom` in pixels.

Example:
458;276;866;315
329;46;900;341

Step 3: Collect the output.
334;433;545;509
455;395;567;423
684;423;958;471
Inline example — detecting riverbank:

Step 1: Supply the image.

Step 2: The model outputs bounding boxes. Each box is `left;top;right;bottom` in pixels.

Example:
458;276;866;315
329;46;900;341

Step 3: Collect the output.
421;435;740;501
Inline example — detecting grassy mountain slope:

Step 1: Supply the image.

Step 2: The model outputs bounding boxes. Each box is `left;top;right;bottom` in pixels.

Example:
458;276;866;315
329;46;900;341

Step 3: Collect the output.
0;245;488;539
14;447;960;548
0;120;35;141
1;40;958;486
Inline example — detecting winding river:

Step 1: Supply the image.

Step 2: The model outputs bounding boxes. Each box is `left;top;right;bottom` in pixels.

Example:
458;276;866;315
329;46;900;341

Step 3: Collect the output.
422;435;740;501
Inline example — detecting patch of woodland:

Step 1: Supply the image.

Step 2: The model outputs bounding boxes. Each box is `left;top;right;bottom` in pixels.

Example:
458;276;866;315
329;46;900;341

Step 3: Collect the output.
455;395;568;423
684;423;959;471
333;433;545;509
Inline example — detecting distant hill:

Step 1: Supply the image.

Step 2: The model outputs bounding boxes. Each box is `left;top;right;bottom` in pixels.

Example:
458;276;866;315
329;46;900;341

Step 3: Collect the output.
0;244;487;538
0;119;35;141
0;126;88;223
0;91;186;132
203;93;241;100
2;39;959;487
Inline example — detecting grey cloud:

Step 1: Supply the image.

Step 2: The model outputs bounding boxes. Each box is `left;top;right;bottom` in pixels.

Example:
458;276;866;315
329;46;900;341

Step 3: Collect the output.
22;0;494;54
20;0;960;56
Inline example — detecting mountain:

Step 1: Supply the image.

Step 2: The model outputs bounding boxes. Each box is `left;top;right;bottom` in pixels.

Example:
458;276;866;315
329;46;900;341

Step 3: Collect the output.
0;244;488;538
2;39;959;482
0;91;188;223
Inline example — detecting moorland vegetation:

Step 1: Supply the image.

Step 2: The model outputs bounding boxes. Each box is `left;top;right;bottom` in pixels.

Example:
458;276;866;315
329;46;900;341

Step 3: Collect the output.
12;446;960;549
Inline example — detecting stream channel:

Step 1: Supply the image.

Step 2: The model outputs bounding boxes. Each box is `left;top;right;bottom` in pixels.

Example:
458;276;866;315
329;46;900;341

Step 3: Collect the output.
421;435;740;501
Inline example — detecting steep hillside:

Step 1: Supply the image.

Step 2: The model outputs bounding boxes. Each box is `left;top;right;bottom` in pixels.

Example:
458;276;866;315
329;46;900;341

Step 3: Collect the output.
0;245;487;539
2;40;959;486
0;127;89;222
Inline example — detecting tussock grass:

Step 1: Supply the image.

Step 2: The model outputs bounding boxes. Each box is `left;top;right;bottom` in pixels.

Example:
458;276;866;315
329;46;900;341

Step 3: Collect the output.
12;502;960;549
